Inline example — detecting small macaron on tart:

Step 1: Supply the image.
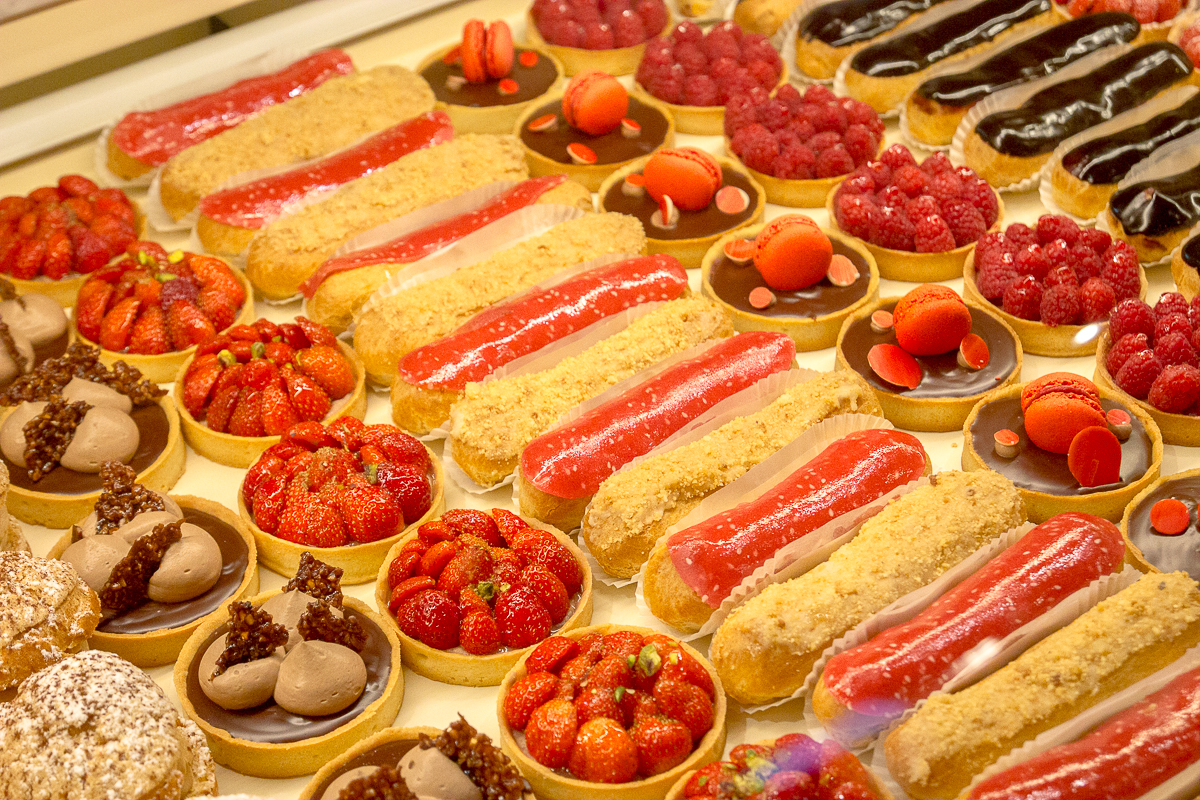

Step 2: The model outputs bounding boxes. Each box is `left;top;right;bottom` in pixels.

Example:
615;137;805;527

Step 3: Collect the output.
419;19;564;134
525;0;671;76
835;284;1022;431
517;70;675;191
599;148;766;268
1121;467;1200;579
701;215;879;351
962;372;1163;523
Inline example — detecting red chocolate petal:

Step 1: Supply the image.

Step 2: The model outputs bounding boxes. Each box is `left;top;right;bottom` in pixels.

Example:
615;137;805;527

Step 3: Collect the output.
870;309;894;333
567;142;597;165
527;113;558;132
868;344;921;390
723;238;755;264
957;332;990;370
519;50;539;68
748;286;775;309
498;78;519;95
715;186;750;215
826;253;859;287
1066;426;1122;488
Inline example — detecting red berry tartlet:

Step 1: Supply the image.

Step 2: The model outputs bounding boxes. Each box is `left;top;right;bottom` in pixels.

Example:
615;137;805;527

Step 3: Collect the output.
964;216;1148;357
527;0;670;76
174;316;367;468
665;735;888;800
1173;11;1200;64
1058;0;1185;31
373;507;593;686
497;626;727;800
1094;293;1200;445
239;419;444;583
828;144;1003;281
0;176;142;307
73;241;253;382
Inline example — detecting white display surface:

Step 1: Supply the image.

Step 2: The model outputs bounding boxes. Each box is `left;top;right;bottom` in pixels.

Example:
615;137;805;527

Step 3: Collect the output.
1;0;1198;797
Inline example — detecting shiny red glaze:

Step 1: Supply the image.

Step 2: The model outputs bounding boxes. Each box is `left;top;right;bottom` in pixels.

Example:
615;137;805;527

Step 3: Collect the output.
110;50;353;167
966;665;1200;800
299;174;567;297
823;513;1124;718
520;332;796;501
398;255;688;391
667;428;926;607
198;111;452;229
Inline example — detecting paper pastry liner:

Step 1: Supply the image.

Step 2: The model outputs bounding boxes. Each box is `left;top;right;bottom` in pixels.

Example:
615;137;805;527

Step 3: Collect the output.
959;635;1200;800
1097;126;1200;267
145;167;199;232
352;203;588;326
949;42;1136;193
774;0;839;86
1037;85;1199;224
93;46;311;189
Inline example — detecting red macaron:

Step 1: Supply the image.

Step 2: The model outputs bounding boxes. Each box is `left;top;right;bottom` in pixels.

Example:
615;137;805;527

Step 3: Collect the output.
562;70;629;136
1021;372;1108;455
892;284;973;356
752;215;832;292
461;19;514;83
642;148;722;212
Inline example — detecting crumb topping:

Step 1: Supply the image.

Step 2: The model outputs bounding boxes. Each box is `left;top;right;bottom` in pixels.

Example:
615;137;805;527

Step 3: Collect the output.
337;765;416;800
298;599;366;651
429;716;526;800
93;461;166;536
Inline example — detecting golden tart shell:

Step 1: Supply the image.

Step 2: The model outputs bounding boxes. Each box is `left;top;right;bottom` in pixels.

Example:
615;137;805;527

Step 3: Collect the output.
723;134;883;209
1171;242;1200;301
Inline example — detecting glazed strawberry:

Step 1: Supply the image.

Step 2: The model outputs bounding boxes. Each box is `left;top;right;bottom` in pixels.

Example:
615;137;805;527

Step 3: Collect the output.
659;648;717;700
495;585;552;648
419;540;457;577
505;671;559;730
418;519;456;546
205;382;240;432
75;280;113;342
305;498;349;547
283;368;332;421
297;315;338;349
227;388;264;437
375;461;433;523
585;655;634;691
274;478;314;543
437;547;494;597
460;611;501;655
519;563;569;623
575;685;623;725
197;286;237;332
514;535;584;595
685;762;733;797
492;507;532;544
618;687;660;728
190;254;246;306
439;508;501;545
568;717;639;783
250;473;289;534
459;584;492;616
42;230;71;280
630;715;692;776
259;382;300;435
296;345;355;398
388;576;436;614
284;420;340;450
327;416;365;450
98;296;139;352
602;630;645;661
406;588;460;650
127;305;169;355
527;636;580;674
167;300;217;350
526;698;579;769
652;679;714;741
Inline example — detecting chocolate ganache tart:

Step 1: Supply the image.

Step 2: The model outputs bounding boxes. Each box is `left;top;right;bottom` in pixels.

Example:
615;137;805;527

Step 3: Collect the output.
1121;467;1200;578
0;277;70;392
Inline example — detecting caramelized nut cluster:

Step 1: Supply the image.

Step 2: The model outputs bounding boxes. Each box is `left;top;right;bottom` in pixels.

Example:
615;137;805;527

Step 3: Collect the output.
213;600;288;677
337;765;416;800
298;599;367;651
23;397;90;481
93;461;166;536
285;551;344;608
0;320;28;376
0;343;164;406
0;277;17;301
427;716;526;800
99;518;182;612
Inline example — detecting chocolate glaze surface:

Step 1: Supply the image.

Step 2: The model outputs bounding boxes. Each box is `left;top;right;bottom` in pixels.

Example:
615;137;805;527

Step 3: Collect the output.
1062;92;1200;185
1183;233;1200;269
520;97;668;165
1126;476;1200;580
1110;162;1200;237
975;43;1194;158
850;0;1050;78
914;12;1138;109
841;300;1018;398
799;0;952;48
601;167;758;241
970;395;1152;494
307;738;421;799
4;403;169;493
709;239;870;318
97;508;249;635
185;605;391;744
423;48;558;107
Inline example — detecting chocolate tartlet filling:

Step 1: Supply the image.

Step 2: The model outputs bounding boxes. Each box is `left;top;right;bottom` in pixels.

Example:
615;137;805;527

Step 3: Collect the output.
602;167;758;241
423;48;558;106
520;96;668;165
709;238;870;318
1126;476;1200;580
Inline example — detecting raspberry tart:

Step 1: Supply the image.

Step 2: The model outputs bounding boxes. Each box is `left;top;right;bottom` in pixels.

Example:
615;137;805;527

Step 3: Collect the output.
497;626;727;800
836;284;1023;431
724;83;885;208
0;343;185;528
0;175;142;307
420;20;565;135
1056;0;1186;34
827;144;1003;281
701;217;880;351
664;736;891;800
964;217;1149;357
174;316;367;468
517;70;675;191
175;553;404;777
598;148;765;267
46;461;258;667
299;719;534;800
526;0;671;76
239;418;443;583
374;508;592;686
73;242;252;383
633;21;787;135
1093;293;1200;445
962;372;1163;522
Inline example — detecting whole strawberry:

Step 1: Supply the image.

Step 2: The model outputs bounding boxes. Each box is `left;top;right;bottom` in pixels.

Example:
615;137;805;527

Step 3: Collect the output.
526;698;578;769
495;585;552;649
567;717;639;783
630;715;692;776
405;589;460;651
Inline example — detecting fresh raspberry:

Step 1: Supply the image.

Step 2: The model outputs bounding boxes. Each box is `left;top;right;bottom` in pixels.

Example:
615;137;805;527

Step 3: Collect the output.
723;94;757;137
708;55;741;82
1006;222;1038;249
548;18;586;46
739;33;778;66
1155;312;1193;343
603;0;633;22
1192;327;1200;357
614;10;648;45
647;70;683;103
730;124;778;173
1041;283;1082;326
1003;275;1043;320
1080;277;1116;323
1036;215;1080;246
670;19;703;43
868;205;915;251
1040;240;1070;273
1106;332;1150;375
893;164;929;197
1153;331;1199;367
941;199;987;247
755;98;791;130
1115;350;1163;399
835;193;879;239
772;127;801;152
708;19;742;41
673;41;707;74
803;83;836;105
1131;0;1159;23
1015;243;1051;280
877;184;908;209
786;115;816;142
1156;291;1191;319
746;59;781;90
976;231;1014;265
843;124;877;165
682;74;720;105
962;178;1000;228
815;144;855;178
702;31;740;61
976;251;1018;300
1069;243;1103;282
927;171;965;205
772;143;816;179
810;103;848;134
862;160;892;188
1045;265;1079;289
880;143;917;172
840;168;875;195
1148;364;1200;413
921;151;954;175
635;0;667;36
1078;227;1112;254
805;131;841;152
1190;296;1200;330
1101;256;1141;302
904;194;939;222
1109;298;1157;342
583;20;616;49
774;83;803;113
914;215;956;253
717;71;757;103
747;85;770;105
953;164;979;182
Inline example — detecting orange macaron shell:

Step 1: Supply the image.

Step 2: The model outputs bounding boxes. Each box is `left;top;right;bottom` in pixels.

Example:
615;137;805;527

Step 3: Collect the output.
644;148;722;212
563;70;629;136
1020;372;1100;414
892;284;973;356
461;19;489;83
1024;390;1107;455
485;20;514;79
753;215;832;292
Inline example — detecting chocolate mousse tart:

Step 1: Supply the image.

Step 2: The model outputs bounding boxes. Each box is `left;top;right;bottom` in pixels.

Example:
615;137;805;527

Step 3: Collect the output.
962;381;1163;522
45;465;258;667
517;92;675;191
418;43;564;135
1171;230;1200;300
0;344;186;528
701;225;880;351
175;554;404;778
1093;330;1200;446
1121;467;1200;577
598;154;766;269
300;719;534;800
0;279;72;391
836;295;1023;431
